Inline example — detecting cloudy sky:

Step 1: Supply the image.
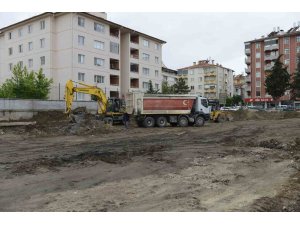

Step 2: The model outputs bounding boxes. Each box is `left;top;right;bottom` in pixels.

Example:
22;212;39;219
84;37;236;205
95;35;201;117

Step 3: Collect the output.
1;12;300;74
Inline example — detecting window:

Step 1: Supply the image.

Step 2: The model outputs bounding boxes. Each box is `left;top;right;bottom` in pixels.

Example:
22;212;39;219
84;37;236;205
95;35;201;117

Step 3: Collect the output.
78;17;85;27
18;44;23;53
110;42;119;54
297;36;300;43
40;56;45;65
78;72;85;81
284;48;289;55
94;22;105;33
256;43;260;48
40;38;45;48
78;54;85;64
8;32;12;40
198;77;202;82
78;35;85;46
191;86;194;90
143;82;149;89
94;40;104;50
28;59;33;68
155;83;159;90
256;91;261;97
18;61;23;68
8;47;13;55
28;42;33;51
284;59;290;65
256;82;261;87
155;70;159;77
297;46;300;54
18;28;23;37
9;63;13;71
40;20;45;30
77;93;84;100
142;53;150;61
155;56;159;64
284;37;289;44
143;39;149;47
255;62;261;68
94;75;104;83
142;67;150;75
28;25;32;33
256;52;261;58
155;43;159;50
256;72;261;78
94;57;104;66
198;85;203;89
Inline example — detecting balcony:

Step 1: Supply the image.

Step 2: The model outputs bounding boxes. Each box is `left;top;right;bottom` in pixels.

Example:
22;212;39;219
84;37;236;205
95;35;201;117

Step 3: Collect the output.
130;78;139;88
264;44;279;51
245;76;251;83
130;63;139;73
204;72;216;77
110;26;119;38
264;63;274;71
110;58;119;70
204;79;216;84
245;68;251;74
264;54;278;61
245;86;251;92
245;57;251;64
130;34;139;44
130;48;139;59
245;48;251;55
110;75;119;86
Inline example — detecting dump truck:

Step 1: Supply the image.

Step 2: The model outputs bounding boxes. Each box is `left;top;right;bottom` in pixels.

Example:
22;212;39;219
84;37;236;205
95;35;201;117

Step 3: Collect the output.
125;93;210;127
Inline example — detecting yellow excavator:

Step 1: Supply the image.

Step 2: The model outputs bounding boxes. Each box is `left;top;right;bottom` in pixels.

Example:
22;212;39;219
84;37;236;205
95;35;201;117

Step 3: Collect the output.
65;80;125;124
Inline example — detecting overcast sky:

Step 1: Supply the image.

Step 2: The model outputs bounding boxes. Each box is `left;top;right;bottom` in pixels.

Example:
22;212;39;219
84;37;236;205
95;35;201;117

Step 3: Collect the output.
1;12;300;74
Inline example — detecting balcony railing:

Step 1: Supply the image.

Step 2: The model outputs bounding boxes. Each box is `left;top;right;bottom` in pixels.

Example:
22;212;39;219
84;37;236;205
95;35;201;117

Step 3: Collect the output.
264;54;278;61
245;58;251;64
245;68;251;74
245;48;251;55
264;44;279;51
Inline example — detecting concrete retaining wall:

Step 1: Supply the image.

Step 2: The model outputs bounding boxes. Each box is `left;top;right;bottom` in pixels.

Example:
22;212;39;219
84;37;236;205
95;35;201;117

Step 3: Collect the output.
0;99;98;121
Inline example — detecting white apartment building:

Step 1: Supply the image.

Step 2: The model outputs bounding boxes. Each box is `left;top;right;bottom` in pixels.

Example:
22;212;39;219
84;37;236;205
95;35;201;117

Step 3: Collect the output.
177;60;234;104
0;12;165;100
161;63;177;86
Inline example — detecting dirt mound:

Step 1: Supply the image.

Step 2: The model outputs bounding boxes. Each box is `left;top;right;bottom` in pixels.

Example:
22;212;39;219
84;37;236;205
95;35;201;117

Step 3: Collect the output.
230;110;300;121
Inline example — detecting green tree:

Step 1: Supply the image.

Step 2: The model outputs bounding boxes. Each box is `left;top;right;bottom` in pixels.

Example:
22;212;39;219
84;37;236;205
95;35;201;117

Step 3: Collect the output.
265;55;290;102
291;55;300;100
146;80;159;94
232;95;244;105
173;77;190;94
161;80;175;94
225;97;233;106
0;64;53;99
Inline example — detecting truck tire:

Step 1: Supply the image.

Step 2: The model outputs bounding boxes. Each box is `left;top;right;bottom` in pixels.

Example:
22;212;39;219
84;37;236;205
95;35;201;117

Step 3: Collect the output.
156;116;167;127
195;116;205;127
178;116;188;127
143;117;155;128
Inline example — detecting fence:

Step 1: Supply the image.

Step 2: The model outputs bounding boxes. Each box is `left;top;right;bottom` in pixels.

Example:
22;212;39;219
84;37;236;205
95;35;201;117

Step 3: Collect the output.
0;98;98;121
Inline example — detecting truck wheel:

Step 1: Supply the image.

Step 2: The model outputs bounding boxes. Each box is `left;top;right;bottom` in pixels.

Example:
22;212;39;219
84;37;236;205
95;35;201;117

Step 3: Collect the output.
178;116;188;127
143;117;155;128
195;116;205;127
156;116;167;127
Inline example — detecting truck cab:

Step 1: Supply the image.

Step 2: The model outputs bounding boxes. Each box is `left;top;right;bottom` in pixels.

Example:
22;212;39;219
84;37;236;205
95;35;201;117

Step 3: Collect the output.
194;96;211;120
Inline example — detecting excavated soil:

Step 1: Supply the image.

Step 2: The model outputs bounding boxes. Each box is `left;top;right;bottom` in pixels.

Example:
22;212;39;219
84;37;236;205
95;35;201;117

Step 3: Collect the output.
0;110;300;211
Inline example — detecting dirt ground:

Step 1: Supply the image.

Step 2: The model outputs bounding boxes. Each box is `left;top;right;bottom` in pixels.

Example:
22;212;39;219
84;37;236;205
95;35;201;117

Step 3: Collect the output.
1;111;300;211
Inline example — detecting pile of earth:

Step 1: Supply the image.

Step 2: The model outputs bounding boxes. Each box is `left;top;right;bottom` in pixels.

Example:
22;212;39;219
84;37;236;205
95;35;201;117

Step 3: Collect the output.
230;110;300;121
1;109;118;136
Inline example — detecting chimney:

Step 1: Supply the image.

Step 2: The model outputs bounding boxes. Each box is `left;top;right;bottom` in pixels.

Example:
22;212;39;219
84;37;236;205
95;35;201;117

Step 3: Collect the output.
277;26;280;32
212;60;214;65
193;62;196;66
273;27;276;32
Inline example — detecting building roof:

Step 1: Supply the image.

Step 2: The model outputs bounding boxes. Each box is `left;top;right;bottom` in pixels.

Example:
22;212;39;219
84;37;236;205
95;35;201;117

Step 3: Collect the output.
0;12;166;44
177;60;234;72
245;25;300;44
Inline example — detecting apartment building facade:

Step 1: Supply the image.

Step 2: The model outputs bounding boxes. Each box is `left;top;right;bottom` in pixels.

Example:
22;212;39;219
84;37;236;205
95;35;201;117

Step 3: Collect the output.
177;60;234;104
244;24;300;105
233;74;246;98
0;12;165;100
161;63;177;86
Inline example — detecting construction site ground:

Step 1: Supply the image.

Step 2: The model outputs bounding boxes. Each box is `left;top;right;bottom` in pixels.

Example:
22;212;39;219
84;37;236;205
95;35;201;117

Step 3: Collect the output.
1;110;300;212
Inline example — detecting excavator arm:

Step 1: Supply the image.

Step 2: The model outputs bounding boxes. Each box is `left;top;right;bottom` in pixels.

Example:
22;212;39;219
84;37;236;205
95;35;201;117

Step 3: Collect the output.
65;80;108;115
